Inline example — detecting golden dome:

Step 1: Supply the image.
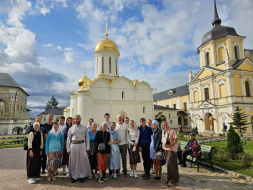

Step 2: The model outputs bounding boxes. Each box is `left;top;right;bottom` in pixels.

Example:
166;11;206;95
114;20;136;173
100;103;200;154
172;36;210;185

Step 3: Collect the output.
78;74;91;87
95;34;119;53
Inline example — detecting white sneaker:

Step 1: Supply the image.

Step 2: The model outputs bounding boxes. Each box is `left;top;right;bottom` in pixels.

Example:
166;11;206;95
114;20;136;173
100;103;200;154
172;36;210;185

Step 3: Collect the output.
66;173;69;177
33;178;38;182
27;178;35;184
134;171;138;178
130;170;134;177
62;166;67;175
150;168;155;174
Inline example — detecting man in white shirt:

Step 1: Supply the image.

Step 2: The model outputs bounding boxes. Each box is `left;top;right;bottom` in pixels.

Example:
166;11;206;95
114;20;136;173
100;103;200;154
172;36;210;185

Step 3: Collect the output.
100;113;111;131
116;114;129;177
58;116;66;132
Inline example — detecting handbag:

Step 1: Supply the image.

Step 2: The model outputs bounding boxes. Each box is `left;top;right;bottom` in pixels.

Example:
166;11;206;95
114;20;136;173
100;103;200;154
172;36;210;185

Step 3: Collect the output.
23;137;28;151
98;132;107;151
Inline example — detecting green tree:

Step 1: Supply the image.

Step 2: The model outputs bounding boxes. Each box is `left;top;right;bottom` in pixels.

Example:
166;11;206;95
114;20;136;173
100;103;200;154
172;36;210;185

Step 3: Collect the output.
45;95;59;110
227;125;243;160
229;107;249;137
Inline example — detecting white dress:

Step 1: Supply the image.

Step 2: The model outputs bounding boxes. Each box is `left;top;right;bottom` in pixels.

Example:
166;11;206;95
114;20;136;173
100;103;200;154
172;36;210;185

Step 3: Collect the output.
67;124;91;179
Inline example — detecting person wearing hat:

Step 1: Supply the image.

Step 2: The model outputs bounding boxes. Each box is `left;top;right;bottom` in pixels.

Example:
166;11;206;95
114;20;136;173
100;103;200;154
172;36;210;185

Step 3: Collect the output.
177;133;198;167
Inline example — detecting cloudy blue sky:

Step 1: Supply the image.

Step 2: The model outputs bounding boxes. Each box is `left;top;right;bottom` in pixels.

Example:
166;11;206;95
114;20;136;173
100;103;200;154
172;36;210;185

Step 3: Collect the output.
0;0;253;117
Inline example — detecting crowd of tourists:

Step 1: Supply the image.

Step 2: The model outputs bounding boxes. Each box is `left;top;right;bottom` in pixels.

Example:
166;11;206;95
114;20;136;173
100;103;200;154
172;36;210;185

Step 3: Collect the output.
26;113;199;187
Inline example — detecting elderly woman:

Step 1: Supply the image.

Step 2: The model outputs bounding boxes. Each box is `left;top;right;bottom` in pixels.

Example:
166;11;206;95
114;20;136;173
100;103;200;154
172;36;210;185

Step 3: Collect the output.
95;122;110;183
27;122;43;184
108;122;121;179
45;122;64;181
161;121;179;187
150;120;163;182
88;122;98;179
128;120;140;178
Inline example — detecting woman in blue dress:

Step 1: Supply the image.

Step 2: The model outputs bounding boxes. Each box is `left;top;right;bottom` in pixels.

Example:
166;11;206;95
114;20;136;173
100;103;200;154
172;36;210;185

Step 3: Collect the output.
150;120;163;182
88;122;98;179
108;122;121;179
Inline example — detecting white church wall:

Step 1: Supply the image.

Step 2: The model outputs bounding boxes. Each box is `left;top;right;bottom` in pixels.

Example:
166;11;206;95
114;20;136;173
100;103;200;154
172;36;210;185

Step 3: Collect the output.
77;91;91;124
91;80;111;100
70;93;77;117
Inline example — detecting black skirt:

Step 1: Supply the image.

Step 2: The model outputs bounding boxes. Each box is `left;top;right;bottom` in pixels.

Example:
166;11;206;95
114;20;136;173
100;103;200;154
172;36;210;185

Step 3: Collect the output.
62;136;69;166
27;148;40;178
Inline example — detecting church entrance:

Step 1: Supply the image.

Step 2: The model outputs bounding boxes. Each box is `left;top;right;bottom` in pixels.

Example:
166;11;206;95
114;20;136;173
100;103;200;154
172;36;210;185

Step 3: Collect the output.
155;112;166;128
204;113;214;131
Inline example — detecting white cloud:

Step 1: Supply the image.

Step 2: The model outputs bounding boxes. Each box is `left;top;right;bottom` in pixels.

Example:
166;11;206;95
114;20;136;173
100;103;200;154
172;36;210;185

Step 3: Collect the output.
7;0;31;27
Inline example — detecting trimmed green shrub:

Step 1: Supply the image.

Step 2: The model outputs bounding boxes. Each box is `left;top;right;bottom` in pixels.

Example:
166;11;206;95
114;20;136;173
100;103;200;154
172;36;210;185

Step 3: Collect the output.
239;152;253;168
227;125;243;160
215;147;231;162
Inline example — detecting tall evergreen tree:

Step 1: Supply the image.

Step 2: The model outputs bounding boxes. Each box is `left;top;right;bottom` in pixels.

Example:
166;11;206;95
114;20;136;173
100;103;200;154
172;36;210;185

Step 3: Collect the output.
45;95;59;110
229;107;249;137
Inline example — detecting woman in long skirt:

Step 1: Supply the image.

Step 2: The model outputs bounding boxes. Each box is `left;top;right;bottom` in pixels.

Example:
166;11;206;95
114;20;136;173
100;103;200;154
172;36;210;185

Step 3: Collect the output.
95;122;110;183
128;120;140;178
161;121;179;187
88;122;98;179
45;122;64;181
27;122;43;184
108;122;121;179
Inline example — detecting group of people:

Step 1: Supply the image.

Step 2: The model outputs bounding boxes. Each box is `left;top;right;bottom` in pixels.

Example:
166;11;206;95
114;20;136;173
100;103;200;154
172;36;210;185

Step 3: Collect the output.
26;113;185;187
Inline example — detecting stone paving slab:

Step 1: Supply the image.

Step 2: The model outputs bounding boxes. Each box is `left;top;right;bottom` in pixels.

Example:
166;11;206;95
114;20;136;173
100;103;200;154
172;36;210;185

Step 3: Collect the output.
0;148;252;190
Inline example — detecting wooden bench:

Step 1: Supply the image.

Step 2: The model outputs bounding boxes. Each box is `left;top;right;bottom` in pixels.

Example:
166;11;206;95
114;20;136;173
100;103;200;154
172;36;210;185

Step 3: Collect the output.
178;141;214;172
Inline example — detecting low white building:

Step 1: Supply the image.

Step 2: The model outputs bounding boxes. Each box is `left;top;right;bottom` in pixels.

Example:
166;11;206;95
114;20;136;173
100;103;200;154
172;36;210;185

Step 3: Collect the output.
40;107;64;123
0;73;31;135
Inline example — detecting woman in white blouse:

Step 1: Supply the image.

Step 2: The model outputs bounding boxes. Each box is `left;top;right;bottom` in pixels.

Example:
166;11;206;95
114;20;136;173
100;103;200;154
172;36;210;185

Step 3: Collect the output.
27;122;43;184
128;120;140;178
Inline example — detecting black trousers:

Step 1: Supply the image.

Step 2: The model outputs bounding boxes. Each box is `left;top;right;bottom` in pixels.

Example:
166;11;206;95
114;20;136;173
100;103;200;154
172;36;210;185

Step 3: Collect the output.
40;148;47;171
141;143;151;175
27;148;40;178
177;149;192;166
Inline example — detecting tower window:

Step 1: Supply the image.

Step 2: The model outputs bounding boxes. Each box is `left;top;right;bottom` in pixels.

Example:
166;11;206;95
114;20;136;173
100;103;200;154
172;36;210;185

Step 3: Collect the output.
218;47;225;62
122;91;125;99
245;81;251;97
115;58;117;75
173;104;176;109
102;57;104;73
143;106;146;113
234;45;240;60
204;88;209;100
205;52;210;66
109;57;111;73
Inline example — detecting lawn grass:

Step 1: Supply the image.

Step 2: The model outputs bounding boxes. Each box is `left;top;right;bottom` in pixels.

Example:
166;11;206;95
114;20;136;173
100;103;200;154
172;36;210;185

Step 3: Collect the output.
0;144;23;149
203;140;253;177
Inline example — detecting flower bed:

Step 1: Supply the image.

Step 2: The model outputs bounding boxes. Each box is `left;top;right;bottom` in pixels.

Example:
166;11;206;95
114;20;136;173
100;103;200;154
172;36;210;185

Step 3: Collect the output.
197;137;227;144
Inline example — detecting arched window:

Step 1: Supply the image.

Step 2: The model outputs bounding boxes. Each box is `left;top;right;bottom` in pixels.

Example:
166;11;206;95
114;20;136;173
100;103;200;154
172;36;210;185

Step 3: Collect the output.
102;57;104;73
205;52;210;66
109;57;111;73
245;81;251;97
143;106;145;113
218;47;225;62
122;91;125;99
204;88;209;100
234;45;240;60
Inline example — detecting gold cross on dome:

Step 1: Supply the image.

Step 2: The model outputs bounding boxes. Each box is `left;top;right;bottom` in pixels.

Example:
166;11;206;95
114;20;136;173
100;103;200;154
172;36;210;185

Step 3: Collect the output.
106;21;108;34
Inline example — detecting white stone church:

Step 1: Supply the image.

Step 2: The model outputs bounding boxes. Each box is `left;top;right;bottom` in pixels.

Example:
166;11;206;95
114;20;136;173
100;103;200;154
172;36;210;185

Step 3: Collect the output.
64;32;177;126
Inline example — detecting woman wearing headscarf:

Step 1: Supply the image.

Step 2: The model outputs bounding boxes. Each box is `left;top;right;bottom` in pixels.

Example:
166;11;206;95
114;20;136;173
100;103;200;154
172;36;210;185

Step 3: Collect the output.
95;122;110;183
88;122;98;179
128;120;140;178
108;122;121;179
27;122;43;184
161;121;179;187
45;122;64;181
62;117;72;175
150;120;163;182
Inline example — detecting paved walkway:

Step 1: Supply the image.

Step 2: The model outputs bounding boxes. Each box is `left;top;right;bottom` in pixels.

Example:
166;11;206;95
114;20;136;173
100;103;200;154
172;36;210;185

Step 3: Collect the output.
0;148;252;190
